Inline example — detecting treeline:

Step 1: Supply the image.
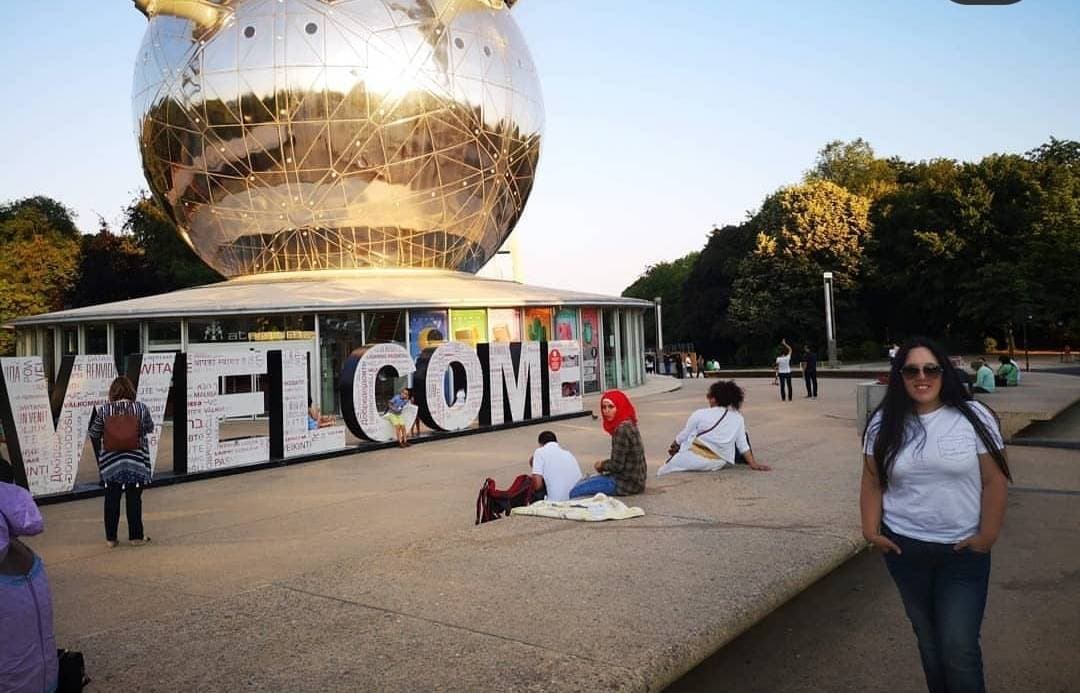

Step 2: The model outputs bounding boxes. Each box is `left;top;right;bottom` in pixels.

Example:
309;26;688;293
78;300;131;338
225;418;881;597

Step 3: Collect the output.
624;138;1080;365
0;194;222;353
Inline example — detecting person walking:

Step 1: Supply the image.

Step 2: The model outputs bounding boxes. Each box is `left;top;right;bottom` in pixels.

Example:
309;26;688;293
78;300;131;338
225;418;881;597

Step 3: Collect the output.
88;376;155;548
860;336;1010;693
802;344;819;399
569;390;647;498
775;339;793;401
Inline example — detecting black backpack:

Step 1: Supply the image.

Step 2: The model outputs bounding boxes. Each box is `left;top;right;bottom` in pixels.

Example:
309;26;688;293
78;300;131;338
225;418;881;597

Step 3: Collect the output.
475;474;538;524
57;649;90;692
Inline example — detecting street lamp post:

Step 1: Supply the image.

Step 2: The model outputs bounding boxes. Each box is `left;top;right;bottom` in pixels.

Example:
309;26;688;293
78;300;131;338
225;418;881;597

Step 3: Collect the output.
1024;314;1031;371
654;296;664;357
823;272;838;366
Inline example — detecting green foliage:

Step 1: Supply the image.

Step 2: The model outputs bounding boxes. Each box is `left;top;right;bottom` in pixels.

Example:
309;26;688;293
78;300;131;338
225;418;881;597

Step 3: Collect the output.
628;137;1080;364
621;252;699;346
122;193;223;291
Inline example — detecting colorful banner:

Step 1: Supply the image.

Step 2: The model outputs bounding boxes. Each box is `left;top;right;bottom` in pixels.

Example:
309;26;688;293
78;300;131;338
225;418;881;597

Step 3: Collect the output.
408;309;448;361
523;307;553;342
450;309;488;348
580;308;601;393
554;308;578;342
487;308;521;343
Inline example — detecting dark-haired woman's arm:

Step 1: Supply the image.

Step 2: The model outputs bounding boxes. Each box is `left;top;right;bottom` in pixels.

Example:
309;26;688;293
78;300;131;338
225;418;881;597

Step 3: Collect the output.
954;452;1009;553
860;454;901;554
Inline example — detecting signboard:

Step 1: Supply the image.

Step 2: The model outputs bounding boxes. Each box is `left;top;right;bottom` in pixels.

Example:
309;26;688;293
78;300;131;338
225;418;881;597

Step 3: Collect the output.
488;308;521;343
408;310;448;362
280;349;346;458
523;307;553;342
554;308;578;341
0;356;116;496
450;309;488;348
185;351;269;473
580;308;602;393
546;340;583;415
3;340;586;497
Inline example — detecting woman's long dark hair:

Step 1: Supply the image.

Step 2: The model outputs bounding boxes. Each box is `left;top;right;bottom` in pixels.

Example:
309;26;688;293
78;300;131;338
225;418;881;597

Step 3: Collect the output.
863;336;1011;489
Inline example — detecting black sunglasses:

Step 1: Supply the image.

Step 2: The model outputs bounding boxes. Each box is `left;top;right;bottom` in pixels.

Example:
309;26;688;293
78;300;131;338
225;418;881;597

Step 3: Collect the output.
900;364;943;379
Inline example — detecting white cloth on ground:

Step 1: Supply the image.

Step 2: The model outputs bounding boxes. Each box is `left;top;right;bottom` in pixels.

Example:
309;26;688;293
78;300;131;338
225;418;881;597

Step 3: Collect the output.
510;494;644;521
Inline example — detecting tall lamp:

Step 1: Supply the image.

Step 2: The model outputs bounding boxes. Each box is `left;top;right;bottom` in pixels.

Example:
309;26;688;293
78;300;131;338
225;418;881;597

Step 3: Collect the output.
823;272;838;366
654;296;664;357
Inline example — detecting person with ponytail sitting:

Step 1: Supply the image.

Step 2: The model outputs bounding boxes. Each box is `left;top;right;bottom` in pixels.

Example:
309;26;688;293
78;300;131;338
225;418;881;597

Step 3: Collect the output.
861;336;1010;693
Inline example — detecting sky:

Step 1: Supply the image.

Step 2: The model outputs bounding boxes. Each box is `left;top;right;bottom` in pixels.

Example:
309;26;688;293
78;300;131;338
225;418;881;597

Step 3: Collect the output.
1;0;1078;296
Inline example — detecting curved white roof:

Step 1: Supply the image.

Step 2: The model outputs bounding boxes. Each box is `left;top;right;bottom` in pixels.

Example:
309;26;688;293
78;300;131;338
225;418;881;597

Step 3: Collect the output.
12;270;651;326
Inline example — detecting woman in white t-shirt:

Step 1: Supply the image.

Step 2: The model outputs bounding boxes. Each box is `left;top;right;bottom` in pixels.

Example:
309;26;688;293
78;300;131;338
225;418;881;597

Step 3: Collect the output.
861;337;1010;693
774;338;793;401
658;380;771;475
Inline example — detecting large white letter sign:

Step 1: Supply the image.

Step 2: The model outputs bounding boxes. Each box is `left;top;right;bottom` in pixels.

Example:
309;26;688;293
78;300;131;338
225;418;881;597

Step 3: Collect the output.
545;341;584;416
414;342;483;431
129;353;178;476
0;355;115;496
339;343;416;442
186;351;269;473
278;349;346;457
478;342;543;426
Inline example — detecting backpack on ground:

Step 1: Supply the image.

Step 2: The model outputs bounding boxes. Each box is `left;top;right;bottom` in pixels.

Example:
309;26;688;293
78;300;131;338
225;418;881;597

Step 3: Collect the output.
475;474;537;524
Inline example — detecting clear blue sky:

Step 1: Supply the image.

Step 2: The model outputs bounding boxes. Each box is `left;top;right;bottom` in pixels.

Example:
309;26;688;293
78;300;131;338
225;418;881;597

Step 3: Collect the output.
1;0;1077;295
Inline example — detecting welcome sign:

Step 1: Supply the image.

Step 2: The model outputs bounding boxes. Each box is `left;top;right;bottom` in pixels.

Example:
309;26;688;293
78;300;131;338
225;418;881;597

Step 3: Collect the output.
0;340;583;497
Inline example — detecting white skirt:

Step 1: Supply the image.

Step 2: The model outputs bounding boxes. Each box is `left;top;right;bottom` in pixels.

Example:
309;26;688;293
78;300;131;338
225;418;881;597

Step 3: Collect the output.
656;449;731;476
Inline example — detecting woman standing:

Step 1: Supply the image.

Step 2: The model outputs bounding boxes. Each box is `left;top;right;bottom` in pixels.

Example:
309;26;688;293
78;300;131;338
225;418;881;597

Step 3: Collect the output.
88;376;155;547
775;338;793;401
861;337;1010;693
569;390;647;498
657;380;771;475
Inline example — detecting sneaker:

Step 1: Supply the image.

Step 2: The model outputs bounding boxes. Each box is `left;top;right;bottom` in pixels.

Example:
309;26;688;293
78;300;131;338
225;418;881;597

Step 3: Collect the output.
129;537;151;546
106;540;118;549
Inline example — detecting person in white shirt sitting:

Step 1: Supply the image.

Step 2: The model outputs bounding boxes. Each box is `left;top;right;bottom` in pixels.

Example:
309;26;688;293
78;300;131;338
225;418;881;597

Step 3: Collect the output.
529;431;583;502
657;380;771;476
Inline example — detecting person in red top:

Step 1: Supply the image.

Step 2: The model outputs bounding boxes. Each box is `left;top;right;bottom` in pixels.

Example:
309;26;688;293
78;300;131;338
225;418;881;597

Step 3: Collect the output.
569;390;647;497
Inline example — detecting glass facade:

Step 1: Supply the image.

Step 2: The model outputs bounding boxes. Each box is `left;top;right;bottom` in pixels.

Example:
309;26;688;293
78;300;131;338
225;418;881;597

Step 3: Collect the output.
85;324;108;355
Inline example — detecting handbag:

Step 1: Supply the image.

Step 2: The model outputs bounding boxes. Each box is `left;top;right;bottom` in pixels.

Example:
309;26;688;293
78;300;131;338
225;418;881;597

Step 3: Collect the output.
667;409;728;461
103;404;140;452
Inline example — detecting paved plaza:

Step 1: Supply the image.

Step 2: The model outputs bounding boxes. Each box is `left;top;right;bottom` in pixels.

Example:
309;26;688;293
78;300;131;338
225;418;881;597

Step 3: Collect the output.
24;371;1080;691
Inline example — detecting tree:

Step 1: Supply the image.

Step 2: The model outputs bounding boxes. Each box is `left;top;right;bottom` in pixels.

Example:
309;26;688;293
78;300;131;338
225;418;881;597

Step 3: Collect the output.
0;196;82;353
680;224;757;363
805;139;899;201
622;252;699;348
122;193;223;291
726;181;872;362
67;219;157;308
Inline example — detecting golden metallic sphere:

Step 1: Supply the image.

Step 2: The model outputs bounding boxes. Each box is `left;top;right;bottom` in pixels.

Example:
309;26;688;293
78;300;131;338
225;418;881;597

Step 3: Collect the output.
132;0;543;277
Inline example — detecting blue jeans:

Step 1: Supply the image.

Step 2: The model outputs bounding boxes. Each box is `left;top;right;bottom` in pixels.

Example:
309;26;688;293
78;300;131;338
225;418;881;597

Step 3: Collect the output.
882;525;991;693
569;475;617;498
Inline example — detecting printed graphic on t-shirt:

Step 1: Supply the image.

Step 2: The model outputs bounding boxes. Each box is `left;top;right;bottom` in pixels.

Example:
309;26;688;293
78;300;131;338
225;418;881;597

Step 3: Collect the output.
938;433;975;460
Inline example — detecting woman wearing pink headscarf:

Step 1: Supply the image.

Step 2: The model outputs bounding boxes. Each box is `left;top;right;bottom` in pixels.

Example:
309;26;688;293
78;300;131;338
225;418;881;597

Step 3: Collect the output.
1;460;59;693
569;390;647;498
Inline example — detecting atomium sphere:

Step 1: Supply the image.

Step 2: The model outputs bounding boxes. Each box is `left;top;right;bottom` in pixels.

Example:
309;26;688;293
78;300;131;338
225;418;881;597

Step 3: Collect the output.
132;0;543;277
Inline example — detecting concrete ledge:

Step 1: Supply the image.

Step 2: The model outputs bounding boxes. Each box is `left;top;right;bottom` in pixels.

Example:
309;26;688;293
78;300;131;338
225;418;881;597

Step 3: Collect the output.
31;377;875;691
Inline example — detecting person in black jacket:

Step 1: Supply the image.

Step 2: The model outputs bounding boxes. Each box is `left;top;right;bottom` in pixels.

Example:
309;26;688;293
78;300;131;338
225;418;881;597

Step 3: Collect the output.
802;345;819;399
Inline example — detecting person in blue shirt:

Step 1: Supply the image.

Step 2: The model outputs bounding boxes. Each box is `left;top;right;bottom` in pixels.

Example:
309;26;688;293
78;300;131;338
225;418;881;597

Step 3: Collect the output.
972;359;996;393
386;387;411;447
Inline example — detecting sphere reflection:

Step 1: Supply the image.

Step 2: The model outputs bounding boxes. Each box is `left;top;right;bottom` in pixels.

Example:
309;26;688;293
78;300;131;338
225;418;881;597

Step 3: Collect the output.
133;0;543;277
